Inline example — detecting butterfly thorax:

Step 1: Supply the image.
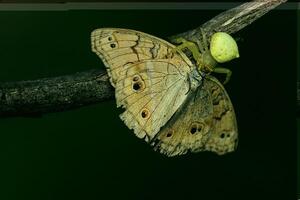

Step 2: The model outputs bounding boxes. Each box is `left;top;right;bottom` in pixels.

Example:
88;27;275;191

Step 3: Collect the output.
188;67;202;92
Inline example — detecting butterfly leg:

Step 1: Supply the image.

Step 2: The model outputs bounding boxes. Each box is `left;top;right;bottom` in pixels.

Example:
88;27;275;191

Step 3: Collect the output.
213;67;232;84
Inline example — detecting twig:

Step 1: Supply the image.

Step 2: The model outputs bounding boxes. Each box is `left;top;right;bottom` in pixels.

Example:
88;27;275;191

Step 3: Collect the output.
0;70;113;117
0;0;286;117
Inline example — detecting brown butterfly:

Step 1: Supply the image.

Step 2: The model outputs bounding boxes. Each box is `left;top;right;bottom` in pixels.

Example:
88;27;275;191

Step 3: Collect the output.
91;28;238;156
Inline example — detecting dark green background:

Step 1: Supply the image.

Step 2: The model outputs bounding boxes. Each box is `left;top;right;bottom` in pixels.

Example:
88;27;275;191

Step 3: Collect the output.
0;8;296;200
298;10;300;197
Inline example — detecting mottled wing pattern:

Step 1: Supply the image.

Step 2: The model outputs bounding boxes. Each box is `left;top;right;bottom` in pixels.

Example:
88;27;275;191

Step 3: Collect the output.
91;28;198;141
152;75;238;156
91;28;192;86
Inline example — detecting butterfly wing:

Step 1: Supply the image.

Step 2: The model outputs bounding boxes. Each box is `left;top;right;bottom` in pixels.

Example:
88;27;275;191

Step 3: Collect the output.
152;75;238;156
91;28;193;86
91;28;199;141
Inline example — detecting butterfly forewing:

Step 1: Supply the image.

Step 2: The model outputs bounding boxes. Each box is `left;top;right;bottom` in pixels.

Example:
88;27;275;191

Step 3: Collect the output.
91;28;193;86
91;28;198;141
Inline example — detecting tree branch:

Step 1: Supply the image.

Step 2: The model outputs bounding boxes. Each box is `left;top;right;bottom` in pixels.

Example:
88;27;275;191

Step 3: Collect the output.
169;0;286;48
0;69;113;117
0;0;286;117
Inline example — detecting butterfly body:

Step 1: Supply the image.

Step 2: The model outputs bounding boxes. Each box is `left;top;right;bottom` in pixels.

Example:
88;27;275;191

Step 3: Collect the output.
91;28;238;156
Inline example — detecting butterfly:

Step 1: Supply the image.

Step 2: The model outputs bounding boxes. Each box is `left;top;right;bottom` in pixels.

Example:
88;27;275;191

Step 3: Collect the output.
91;28;238;156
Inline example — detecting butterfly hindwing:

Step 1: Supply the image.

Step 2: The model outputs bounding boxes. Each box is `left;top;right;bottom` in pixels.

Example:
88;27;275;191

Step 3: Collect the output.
91;28;198;141
152;75;238;156
204;76;238;154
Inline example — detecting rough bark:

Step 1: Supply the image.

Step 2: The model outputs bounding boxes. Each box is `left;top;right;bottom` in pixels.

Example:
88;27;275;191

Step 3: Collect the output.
0;70;113;117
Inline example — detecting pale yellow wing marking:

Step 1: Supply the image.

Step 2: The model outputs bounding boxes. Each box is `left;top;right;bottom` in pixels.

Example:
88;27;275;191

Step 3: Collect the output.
152;75;238;157
91;28;192;86
91;28;198;141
